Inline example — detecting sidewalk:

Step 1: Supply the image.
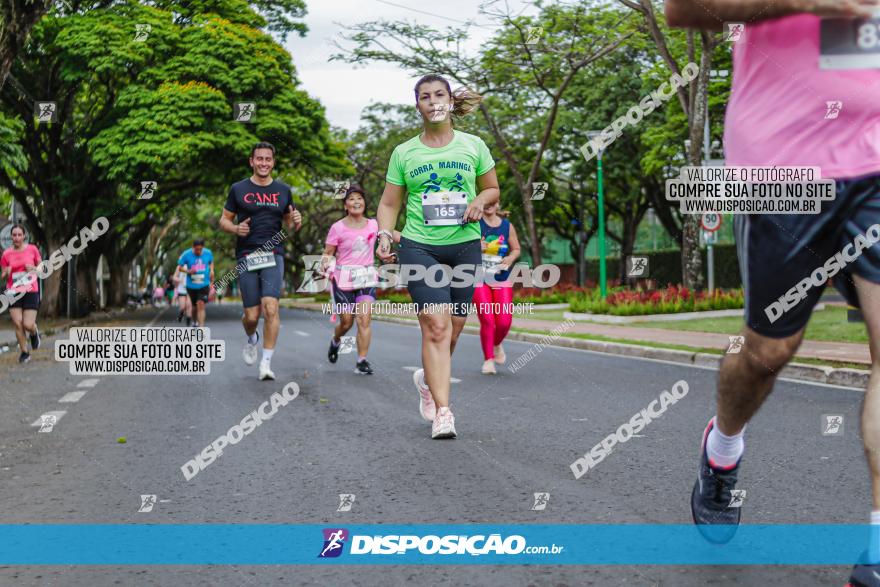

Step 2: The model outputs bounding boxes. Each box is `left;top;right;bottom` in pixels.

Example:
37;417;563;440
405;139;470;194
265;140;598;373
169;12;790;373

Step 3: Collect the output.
512;317;872;366
286;300;871;367
0;306;158;353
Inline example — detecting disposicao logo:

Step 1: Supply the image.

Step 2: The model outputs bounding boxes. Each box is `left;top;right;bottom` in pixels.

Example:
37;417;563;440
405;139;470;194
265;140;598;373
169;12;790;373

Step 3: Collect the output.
319;528;348;558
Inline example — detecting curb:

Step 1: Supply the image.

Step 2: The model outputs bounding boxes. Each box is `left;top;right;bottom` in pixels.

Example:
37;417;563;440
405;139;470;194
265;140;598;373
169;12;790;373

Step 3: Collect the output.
291;303;870;390
0;306;152;353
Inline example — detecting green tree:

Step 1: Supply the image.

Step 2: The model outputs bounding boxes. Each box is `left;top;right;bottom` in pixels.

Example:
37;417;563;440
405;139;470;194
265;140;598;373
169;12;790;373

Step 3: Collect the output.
0;0;342;315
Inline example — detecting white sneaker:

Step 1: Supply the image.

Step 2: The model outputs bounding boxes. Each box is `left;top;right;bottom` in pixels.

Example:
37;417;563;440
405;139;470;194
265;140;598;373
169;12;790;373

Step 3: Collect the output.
432;407;457;439
493;344;506;364
243;332;259;365
481;359;496;375
413;368;436;422
259;362;275;381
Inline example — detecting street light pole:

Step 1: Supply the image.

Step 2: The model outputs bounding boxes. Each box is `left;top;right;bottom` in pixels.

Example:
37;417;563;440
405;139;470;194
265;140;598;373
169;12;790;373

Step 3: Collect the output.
587;131;607;299
597;150;607;298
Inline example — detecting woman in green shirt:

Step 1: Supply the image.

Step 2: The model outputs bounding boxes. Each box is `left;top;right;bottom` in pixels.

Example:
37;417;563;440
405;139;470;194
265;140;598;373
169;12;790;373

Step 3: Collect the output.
376;74;501;439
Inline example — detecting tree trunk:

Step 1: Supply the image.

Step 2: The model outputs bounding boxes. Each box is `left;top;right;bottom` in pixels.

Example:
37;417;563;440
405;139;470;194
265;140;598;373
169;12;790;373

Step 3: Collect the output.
108;258;131;307
0;0;52;92
75;256;98;316
38;239;63;317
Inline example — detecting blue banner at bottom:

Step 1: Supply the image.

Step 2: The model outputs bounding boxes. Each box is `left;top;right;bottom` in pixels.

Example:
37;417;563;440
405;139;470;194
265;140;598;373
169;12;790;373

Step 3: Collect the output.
0;524;874;565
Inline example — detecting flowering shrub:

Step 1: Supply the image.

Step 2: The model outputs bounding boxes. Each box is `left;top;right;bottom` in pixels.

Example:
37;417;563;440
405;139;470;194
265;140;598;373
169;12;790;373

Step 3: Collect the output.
569;286;744;315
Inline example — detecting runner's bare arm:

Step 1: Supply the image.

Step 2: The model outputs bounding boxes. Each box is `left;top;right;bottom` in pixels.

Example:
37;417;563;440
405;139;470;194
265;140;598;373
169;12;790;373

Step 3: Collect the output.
377;182;405;261
666;0;880;29
464;169;501;223
219;209;250;236
320;245;336;274
502;223;522;269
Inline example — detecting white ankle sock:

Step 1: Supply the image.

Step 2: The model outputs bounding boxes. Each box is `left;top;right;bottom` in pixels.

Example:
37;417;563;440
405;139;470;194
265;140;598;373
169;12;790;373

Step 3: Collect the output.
870;511;880;562
706;419;745;469
247;332;258;345
261;348;274;364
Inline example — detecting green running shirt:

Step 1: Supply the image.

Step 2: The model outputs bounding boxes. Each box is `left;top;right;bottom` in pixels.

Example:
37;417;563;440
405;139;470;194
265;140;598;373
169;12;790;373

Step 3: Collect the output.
385;130;495;245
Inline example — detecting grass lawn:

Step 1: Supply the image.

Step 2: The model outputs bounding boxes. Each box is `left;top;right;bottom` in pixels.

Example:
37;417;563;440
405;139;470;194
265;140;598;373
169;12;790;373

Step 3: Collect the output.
628;305;867;344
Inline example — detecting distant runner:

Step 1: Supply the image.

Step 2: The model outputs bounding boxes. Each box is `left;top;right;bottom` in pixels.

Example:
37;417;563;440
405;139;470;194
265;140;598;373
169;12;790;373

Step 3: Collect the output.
176;239;213;328
173;266;192;326
474;201;520;374
376;74;500;439
1;224;41;363
322;184;393;375
219;141;301;381
667;3;880;584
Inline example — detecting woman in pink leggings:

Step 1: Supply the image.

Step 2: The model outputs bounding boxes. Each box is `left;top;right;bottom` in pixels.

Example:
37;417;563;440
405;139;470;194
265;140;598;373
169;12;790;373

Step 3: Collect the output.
474;202;520;374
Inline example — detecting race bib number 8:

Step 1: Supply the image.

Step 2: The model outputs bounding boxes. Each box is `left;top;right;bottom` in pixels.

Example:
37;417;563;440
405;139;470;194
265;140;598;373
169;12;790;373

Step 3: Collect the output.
422;191;468;226
820;16;880;69
245;251;276;272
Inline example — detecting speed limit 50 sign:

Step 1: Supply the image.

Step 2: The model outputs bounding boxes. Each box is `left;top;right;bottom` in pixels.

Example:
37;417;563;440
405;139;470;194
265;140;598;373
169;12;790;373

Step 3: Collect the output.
701;213;722;233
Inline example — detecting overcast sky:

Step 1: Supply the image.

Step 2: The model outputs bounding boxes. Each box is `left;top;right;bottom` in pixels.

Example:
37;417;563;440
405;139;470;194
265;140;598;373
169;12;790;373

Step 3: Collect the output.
283;0;531;131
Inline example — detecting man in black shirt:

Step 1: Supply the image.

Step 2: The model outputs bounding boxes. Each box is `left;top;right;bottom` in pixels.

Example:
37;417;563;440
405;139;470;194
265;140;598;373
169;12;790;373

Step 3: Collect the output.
220;142;301;381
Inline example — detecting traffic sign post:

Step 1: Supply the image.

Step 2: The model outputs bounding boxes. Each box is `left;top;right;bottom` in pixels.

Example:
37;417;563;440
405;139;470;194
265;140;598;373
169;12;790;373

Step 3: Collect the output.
701;213;722;292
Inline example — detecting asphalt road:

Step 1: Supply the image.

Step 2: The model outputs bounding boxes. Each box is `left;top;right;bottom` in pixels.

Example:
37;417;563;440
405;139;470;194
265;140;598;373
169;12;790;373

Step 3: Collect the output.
0;303;870;586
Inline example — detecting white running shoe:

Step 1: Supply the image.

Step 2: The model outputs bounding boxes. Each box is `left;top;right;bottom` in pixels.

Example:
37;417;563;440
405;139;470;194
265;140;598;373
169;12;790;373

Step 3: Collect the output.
481;359;496;375
243;332;259;365
493;344;506;364
432;407;457;439
259;362;275;381
413;368;436;422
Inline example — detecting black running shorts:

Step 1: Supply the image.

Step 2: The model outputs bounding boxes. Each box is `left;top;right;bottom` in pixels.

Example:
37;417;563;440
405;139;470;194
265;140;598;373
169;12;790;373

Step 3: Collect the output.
737;173;880;338
397;236;481;317
238;253;285;308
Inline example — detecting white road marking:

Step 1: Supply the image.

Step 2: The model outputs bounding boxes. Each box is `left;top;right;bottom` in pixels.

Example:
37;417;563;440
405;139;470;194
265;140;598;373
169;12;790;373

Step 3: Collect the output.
59;391;87;403
31;411;66;427
450;377;461;383
294;330;310;337
147;305;168;327
77;378;100;388
402;366;419;372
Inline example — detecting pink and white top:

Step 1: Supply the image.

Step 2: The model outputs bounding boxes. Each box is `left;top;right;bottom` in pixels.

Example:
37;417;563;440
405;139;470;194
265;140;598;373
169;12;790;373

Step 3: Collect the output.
1;244;41;293
325;218;378;291
725;14;880;179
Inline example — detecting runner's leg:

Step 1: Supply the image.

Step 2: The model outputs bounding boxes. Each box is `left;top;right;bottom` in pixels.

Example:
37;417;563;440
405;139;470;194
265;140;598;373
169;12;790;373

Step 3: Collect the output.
9;308;26;353
21;309;37;337
196;299;206;326
335;312;354;343
472;284;495;360
261;297;279;353
419;308;453;408
716;327;803;435
854;274;880;511
491;285;513;347
354;307;371;358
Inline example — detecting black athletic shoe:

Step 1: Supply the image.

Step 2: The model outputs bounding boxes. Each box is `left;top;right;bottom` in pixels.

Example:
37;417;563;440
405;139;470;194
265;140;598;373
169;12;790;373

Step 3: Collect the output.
177;310;184;322
691;418;742;544
19;352;30;364
30;327;40;350
328;339;339;364
355;359;373;375
185;316;192;326
848;552;880;587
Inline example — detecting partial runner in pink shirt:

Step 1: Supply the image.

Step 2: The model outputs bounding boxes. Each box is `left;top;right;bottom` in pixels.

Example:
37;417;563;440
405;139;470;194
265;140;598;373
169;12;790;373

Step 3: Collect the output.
667;2;880;578
321;184;394;375
0;224;42;363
